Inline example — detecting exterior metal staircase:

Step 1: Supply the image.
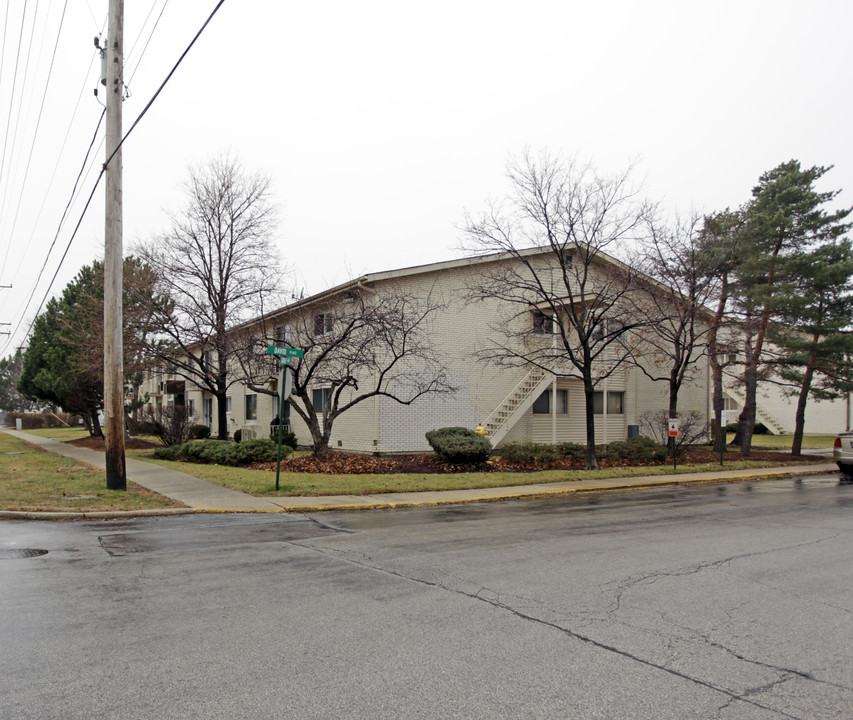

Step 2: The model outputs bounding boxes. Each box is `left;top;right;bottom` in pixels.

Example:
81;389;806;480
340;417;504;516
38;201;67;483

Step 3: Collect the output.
723;388;788;435
481;368;554;447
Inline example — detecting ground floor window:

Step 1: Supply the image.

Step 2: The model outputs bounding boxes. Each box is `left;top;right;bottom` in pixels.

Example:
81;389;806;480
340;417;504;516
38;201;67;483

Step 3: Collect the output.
533;389;568;414
245;394;257;421
607;391;624;414
312;387;332;415
593;391;625;414
226;395;232;414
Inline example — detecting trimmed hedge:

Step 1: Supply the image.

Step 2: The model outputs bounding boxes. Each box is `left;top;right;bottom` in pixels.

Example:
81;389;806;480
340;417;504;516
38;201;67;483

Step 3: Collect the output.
426;426;492;464
597;435;667;463
152;438;285;466
188;424;211;440
500;436;667;465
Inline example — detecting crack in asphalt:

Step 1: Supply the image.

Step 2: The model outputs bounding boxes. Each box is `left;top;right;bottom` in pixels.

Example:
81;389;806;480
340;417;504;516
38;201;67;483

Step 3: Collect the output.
289;541;818;719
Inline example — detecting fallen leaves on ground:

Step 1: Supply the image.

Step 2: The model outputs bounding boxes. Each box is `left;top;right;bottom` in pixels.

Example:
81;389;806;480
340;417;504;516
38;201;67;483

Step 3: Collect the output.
248;447;824;475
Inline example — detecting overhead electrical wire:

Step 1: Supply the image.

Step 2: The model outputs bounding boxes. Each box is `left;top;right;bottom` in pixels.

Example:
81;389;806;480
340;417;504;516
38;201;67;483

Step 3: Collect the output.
0;1;28;213
0;0;69;285
2;0;227;354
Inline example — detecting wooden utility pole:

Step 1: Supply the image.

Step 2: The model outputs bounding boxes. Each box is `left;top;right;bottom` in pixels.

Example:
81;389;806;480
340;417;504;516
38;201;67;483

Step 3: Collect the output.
104;0;126;490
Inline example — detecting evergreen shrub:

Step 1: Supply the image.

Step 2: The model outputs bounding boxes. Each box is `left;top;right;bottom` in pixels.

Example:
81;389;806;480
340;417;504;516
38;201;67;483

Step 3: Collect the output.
425;426;492;464
152;438;284;466
188;424;211;439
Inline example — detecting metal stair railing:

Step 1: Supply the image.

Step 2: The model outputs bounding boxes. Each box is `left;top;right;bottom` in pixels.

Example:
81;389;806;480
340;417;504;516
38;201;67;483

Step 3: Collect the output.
482;367;553;446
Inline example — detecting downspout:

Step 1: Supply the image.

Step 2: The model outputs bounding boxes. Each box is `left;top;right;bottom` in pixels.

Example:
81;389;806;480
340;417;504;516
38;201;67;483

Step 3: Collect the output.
551;376;557;444
373;377;380;452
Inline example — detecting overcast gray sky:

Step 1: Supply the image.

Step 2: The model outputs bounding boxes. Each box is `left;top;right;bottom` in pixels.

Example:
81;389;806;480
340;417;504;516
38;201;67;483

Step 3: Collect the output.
0;0;851;354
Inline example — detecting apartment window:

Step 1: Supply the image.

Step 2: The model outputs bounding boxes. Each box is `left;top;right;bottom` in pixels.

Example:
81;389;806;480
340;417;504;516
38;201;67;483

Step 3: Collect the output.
532;311;555;335
312;387;332;415
313;313;334;337
532;389;568;414
187;399;195;418
593;391;625;414
274;324;288;344
245;394;257;421
226;396;232;414
607;391;624;414
591;318;625;343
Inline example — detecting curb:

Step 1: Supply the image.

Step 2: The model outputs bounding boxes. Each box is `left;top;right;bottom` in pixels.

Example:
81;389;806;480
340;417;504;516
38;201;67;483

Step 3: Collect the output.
0;465;838;520
0;508;195;521
271;466;838;513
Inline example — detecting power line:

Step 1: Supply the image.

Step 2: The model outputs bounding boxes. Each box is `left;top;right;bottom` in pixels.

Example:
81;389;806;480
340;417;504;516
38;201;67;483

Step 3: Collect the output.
0;0;69;282
1;0;228;355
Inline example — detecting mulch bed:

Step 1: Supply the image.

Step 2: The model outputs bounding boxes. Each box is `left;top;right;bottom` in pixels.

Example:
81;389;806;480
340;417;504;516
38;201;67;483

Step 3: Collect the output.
251;447;824;475
68;436;159;451
66;436;825;474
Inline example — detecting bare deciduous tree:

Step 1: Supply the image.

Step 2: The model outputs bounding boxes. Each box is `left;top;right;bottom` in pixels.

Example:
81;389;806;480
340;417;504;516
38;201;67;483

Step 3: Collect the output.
463;151;652;470
136;153;286;439
632;213;729;454
237;283;454;456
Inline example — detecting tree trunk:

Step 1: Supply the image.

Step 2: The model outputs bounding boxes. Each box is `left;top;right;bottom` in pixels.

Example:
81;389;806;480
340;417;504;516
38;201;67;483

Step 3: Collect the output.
90;409;104;438
710;355;725;453
791;353;817;456
216;368;228;439
738;359;758;458
583;378;599;470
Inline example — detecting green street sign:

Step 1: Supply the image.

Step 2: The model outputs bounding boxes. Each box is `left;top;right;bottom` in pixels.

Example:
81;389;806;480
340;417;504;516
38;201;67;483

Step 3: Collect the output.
266;346;304;358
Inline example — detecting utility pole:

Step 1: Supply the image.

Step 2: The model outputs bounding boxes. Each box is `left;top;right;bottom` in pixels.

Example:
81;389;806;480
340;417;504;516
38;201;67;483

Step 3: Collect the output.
103;0;126;490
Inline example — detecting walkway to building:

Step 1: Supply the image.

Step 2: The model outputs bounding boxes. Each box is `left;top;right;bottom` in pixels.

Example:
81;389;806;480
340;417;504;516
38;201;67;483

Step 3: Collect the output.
1;429;839;519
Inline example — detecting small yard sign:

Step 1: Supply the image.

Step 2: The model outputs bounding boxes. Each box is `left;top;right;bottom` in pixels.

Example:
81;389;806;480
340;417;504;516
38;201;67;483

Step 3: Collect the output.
668;419;679;438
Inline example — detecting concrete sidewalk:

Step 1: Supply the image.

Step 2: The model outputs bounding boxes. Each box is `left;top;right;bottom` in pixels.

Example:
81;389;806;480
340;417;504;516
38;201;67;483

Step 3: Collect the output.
1;429;839;518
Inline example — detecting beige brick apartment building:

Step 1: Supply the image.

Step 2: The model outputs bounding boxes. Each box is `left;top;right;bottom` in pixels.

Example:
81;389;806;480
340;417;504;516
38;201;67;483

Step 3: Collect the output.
140;247;724;452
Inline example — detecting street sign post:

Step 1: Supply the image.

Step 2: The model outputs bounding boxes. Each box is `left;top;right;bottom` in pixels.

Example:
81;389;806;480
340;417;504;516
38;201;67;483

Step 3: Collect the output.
668;418;680;470
268;347;302;491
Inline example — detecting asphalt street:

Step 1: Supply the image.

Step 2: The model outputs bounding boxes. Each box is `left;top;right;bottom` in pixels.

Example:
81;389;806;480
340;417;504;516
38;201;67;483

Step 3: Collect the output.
2;475;852;719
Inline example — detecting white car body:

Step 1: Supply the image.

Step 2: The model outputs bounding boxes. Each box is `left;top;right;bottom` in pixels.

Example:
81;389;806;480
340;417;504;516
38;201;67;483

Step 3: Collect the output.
833;433;853;473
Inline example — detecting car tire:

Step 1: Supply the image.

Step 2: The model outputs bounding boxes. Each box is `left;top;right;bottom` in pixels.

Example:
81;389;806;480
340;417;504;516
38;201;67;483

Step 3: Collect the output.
838;463;853;476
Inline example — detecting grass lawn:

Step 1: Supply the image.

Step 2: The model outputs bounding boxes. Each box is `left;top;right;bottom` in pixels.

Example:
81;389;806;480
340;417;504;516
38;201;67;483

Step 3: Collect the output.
126;448;820;497
23;427;90;441
0;433;184;512
741;434;835;450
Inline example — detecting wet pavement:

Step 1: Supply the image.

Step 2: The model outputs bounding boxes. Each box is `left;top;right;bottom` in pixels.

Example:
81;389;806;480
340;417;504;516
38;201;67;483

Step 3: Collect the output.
2;475;852;719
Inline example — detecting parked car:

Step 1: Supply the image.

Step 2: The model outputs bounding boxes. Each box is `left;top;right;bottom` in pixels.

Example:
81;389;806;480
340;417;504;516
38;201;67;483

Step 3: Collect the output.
833;433;853;474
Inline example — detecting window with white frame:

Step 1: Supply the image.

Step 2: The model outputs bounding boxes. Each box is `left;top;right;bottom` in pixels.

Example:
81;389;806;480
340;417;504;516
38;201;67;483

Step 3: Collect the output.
532;389;568;414
226;396;232;414
532;311;555;335
313;313;334;337
187;399;195;418
607;391;624;414
245;394;257;421
312;387;332;415
593;391;625;414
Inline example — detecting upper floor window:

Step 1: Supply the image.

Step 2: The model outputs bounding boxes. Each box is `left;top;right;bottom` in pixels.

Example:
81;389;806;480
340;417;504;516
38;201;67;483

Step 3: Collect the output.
313;313;334;337
274;324;288;344
532;311;555;335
